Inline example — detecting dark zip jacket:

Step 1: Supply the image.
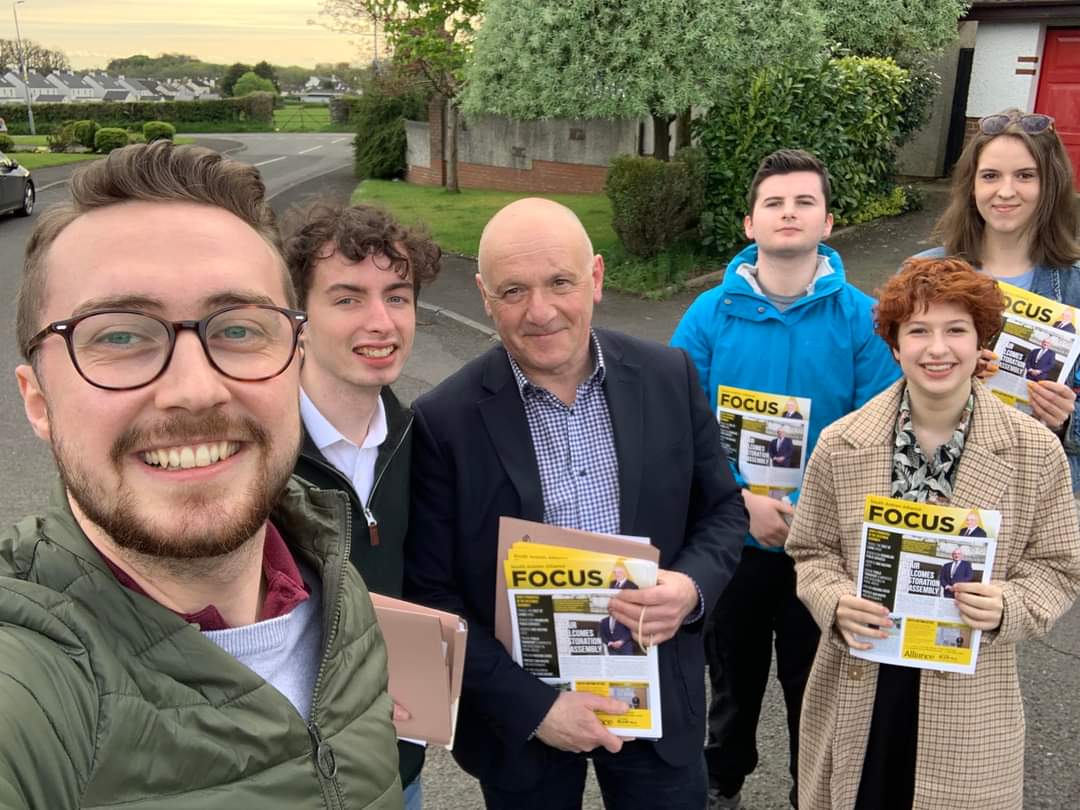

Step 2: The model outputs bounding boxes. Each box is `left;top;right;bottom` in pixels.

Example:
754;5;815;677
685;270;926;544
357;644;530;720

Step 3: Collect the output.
294;386;423;787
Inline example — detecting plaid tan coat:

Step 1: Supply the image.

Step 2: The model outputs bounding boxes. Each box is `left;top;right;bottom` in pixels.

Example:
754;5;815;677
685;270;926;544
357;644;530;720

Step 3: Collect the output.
787;379;1080;810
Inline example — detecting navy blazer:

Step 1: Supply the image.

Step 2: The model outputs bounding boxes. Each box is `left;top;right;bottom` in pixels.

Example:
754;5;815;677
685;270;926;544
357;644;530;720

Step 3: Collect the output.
598;616;636;655
939;559;974;596
1025;346;1056;380
405;329;747;789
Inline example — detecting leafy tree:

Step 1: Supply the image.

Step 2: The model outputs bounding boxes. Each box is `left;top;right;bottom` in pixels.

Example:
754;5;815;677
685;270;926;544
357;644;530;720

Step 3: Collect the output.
462;0;825;160
232;71;276;97
821;0;971;58
220;62;252;97
106;53;226;82
319;0;483;192
0;39;70;73
253;60;280;92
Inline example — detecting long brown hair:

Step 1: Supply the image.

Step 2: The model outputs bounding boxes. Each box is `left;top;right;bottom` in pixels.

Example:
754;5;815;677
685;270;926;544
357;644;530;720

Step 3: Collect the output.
932;108;1080;269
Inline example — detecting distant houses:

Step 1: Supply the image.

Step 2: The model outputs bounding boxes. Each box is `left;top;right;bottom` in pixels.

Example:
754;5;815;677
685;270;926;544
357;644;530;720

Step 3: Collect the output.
0;69;357;105
0;70;221;103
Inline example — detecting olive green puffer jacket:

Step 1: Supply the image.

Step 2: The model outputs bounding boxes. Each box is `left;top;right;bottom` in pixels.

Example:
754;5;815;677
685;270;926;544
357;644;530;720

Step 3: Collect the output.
0;478;402;809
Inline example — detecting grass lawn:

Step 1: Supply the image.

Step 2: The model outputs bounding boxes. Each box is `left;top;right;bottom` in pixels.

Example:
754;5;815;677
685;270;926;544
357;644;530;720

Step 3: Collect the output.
5;136;196;172
353;179;618;258
14;152;100;170
273;106;353;133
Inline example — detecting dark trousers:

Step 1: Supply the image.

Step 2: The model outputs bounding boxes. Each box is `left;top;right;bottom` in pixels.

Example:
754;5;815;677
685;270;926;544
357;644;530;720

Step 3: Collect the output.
480;742;707;810
704;546;820;806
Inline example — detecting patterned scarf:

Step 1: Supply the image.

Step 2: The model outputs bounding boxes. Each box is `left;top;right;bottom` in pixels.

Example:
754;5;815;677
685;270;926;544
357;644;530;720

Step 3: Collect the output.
891;386;974;504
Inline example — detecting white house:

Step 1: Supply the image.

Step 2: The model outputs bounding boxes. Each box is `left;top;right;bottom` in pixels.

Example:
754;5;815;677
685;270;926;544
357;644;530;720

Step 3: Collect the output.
84;72;133;100
3;70;55;100
962;0;1080;188
0;75;18;102
46;71;94;101
895;0;1080;186
118;77;157;100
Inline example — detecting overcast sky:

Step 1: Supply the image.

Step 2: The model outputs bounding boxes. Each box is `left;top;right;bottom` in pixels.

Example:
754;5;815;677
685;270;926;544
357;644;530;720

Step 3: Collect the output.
6;1;377;69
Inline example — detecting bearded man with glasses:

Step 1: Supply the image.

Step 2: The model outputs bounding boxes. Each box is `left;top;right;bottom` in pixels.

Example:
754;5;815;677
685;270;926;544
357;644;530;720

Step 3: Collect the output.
1;141;401;809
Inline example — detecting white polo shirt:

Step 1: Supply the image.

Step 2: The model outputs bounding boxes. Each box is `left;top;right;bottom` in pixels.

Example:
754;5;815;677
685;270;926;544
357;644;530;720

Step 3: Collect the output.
299;388;388;505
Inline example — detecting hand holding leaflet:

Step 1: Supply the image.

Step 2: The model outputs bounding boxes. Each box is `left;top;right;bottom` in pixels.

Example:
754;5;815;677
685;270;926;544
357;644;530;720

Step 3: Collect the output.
742;490;793;547
952;581;1004;630
853;496;1000;674
835;594;892;650
501;528;665;738
608;570;700;646
1027;379;1076;430
535;691;630;754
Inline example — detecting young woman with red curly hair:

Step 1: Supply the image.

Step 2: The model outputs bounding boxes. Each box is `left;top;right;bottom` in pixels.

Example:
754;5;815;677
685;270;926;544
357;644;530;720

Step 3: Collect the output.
920;109;1080;494
787;258;1080;810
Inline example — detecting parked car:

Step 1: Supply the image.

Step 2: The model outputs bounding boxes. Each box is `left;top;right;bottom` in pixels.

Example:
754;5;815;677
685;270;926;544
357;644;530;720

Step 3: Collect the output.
0;152;34;217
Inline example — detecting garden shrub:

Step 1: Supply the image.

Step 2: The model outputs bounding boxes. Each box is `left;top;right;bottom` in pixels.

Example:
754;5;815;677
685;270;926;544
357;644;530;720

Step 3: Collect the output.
72;120;99;149
604;153;704;259
46;121;78;152
351;93;428;180
0;133;13;152
143;120;176;142
694;56;910;251
94;127;130;153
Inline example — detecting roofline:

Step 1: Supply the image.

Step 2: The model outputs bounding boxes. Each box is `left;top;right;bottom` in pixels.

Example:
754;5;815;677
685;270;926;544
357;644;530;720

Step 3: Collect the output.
965;1;1080;20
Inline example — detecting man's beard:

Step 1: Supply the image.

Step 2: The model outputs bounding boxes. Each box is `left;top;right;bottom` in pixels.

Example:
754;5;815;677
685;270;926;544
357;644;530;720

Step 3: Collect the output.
52;410;299;561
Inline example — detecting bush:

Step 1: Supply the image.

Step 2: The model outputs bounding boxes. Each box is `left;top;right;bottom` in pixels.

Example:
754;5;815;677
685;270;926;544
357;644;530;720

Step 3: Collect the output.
351;93;428;180
143;120;176;142
604;153;705;259
694;56;911;251
72;119;99;149
46;121;78;152
0;133;13;152
94;127;130;153
333;92;427;127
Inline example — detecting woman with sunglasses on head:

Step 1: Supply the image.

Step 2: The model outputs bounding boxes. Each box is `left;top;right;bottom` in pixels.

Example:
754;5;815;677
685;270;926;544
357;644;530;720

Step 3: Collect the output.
787;258;1080;810
920;109;1080;497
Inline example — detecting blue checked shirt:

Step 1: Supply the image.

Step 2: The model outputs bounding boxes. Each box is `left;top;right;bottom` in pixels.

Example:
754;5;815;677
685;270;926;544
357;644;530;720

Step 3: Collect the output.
508;332;621;534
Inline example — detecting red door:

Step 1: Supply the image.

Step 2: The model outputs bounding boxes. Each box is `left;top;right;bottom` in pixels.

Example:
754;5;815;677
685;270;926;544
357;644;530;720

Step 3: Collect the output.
1036;29;1080;191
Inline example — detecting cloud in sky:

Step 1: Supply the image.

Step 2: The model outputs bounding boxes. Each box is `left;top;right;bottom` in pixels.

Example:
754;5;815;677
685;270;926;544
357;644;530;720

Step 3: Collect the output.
6;1;373;68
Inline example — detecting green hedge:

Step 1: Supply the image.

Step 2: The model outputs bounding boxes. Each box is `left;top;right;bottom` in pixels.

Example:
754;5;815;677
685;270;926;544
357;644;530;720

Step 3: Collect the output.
0;94;274;135
605;150;705;259
94;127;129;153
0;133;13;152
694;56;910;251
351;93;429;180
332;93;427;126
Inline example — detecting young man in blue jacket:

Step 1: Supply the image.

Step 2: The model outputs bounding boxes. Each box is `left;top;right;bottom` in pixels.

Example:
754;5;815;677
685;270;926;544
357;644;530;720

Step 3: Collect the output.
670;149;900;810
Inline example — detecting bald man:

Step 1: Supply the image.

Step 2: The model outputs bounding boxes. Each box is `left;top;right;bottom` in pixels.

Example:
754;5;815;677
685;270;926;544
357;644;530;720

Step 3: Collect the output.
404;198;747;809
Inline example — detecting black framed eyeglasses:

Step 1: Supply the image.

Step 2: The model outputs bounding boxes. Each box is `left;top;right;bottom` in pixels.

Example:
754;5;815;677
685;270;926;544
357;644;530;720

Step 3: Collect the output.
978;113;1055;136
26;304;308;391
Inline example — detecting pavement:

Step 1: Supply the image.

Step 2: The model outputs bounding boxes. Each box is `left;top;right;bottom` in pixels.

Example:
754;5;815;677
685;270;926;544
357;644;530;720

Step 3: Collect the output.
6;139;1080;809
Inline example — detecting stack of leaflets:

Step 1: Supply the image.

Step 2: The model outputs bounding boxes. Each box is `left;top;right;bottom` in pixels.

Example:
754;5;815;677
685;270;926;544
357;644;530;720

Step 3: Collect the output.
853;495;1000;674
985;282;1080;413
496;517;663;738
371;594;467;748
715;385;811;504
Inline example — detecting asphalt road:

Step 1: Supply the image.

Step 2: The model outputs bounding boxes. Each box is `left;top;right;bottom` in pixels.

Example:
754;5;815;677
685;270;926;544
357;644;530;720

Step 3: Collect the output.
2;135;1079;809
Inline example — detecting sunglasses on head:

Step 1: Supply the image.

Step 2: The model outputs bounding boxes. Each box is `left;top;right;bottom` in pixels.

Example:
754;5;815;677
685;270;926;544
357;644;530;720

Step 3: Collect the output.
978;113;1055;136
